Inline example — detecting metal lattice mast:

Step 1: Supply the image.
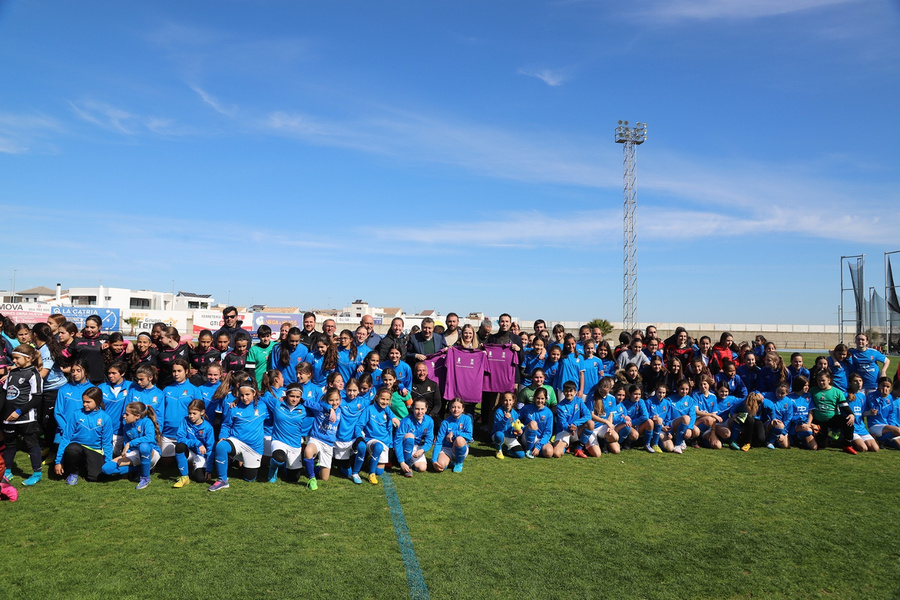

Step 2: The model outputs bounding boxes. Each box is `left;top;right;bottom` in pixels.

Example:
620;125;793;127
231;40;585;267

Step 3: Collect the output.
615;120;647;333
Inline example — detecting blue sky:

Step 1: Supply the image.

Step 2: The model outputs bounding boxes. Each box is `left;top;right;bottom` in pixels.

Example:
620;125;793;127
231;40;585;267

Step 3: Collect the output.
2;0;898;324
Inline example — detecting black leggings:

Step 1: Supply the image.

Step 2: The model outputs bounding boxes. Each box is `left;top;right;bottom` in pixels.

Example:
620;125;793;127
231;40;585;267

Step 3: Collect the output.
814;414;854;447
3;423;42;472
39;389;59;447
62;443;105;481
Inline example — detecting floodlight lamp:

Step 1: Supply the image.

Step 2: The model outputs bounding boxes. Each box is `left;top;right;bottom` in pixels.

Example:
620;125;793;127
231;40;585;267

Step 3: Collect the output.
618;120;623;125
624;120;629;125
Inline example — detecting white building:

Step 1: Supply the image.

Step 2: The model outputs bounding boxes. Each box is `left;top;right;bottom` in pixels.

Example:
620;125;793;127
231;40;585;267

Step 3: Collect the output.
53;286;215;311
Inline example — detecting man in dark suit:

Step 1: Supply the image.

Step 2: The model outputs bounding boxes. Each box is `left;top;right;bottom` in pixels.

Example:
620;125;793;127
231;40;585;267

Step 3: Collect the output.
406;317;446;366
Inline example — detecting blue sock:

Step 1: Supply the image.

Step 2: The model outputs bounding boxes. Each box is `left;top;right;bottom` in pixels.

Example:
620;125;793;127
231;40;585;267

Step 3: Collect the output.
269;458;284;478
767;427;784;446
729;425;742;444
491;431;504;450
619;426;632;442
578;428;592;447
101;460;130;476
453;442;467;465
353;440;367;475
138;443;152;478
214;440;231;480
375;466;384;476
303;457;316;480
641;429;652;446
402;436;415;465
369;441;383;474
509;449;525;458
175;452;189;477
651;424;662;446
525;428;538;453
674;423;687;446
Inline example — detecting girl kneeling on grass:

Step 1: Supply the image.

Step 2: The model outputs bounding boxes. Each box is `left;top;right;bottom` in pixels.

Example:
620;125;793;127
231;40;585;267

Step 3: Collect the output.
846;373;879;453
101;401;162;489
173;399;215;487
352;388;397;485
302;386;343;490
552;381;594;458
209;379;268;491
434;398;474;473
267;383;307;483
520;388;554;459
811;370;855;454
55;387;113;485
492;392;525;459
393;398;435;477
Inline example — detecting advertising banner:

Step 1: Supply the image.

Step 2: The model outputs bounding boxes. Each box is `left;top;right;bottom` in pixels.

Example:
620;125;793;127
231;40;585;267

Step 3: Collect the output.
52;306;120;332
0;302;52;324
251;313;302;332
192;310;253;336
121;309;190;335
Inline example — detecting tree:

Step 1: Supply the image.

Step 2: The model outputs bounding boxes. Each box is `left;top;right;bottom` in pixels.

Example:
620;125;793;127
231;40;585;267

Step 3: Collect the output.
124;316;141;337
586;318;614;336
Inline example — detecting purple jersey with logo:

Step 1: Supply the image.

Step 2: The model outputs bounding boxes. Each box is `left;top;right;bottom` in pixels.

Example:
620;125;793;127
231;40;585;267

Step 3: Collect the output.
445;346;486;403
422;352;447;394
482;344;519;393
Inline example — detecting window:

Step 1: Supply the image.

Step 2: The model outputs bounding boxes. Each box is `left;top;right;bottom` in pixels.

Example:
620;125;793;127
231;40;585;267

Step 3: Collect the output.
130;298;151;309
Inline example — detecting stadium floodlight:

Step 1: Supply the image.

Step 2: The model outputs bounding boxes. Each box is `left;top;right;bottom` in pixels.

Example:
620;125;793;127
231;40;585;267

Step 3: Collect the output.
614;120;648;332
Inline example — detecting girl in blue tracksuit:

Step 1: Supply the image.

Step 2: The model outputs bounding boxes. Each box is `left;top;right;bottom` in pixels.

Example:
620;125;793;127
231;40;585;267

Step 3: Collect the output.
700;382;738;449
198;363;223;423
554;335;585;398
267;383;307;483
161;359;201;458
303;387;343;490
99;361;133;455
54;359;93;447
258;369;284;459
209;379;268;491
520;388;554;458
492;392;525;459
552;381;594;458
865;377;900;449
270;327;309;386
645;382;672;453
666;380;696;454
380;346;412;394
434;397;473;473
394;398;435;476
308;337;338;388
101;401;162;489
620;383;651;451
128;364;165;432
762;381;794;449
846;373;878;453
787;376;816;450
336;330;363;386
352;388;397;485
55;387;113;484
360;352;383;391
334;379;366;479
173;399;215;487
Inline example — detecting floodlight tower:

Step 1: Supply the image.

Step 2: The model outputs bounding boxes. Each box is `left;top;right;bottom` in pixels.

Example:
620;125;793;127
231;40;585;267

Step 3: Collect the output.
615;120;647;333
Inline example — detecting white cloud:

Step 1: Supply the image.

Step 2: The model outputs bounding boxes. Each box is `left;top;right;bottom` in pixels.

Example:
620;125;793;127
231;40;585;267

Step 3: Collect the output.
0;113;63;154
636;0;856;21
190;85;238;117
69;100;185;136
517;67;568;86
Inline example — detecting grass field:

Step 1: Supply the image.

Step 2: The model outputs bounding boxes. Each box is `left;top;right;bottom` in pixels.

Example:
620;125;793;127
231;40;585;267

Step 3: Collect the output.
3;441;899;600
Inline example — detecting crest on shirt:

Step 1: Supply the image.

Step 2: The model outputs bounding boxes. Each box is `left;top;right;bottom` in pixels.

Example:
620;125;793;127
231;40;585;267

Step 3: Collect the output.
96;418;103;426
